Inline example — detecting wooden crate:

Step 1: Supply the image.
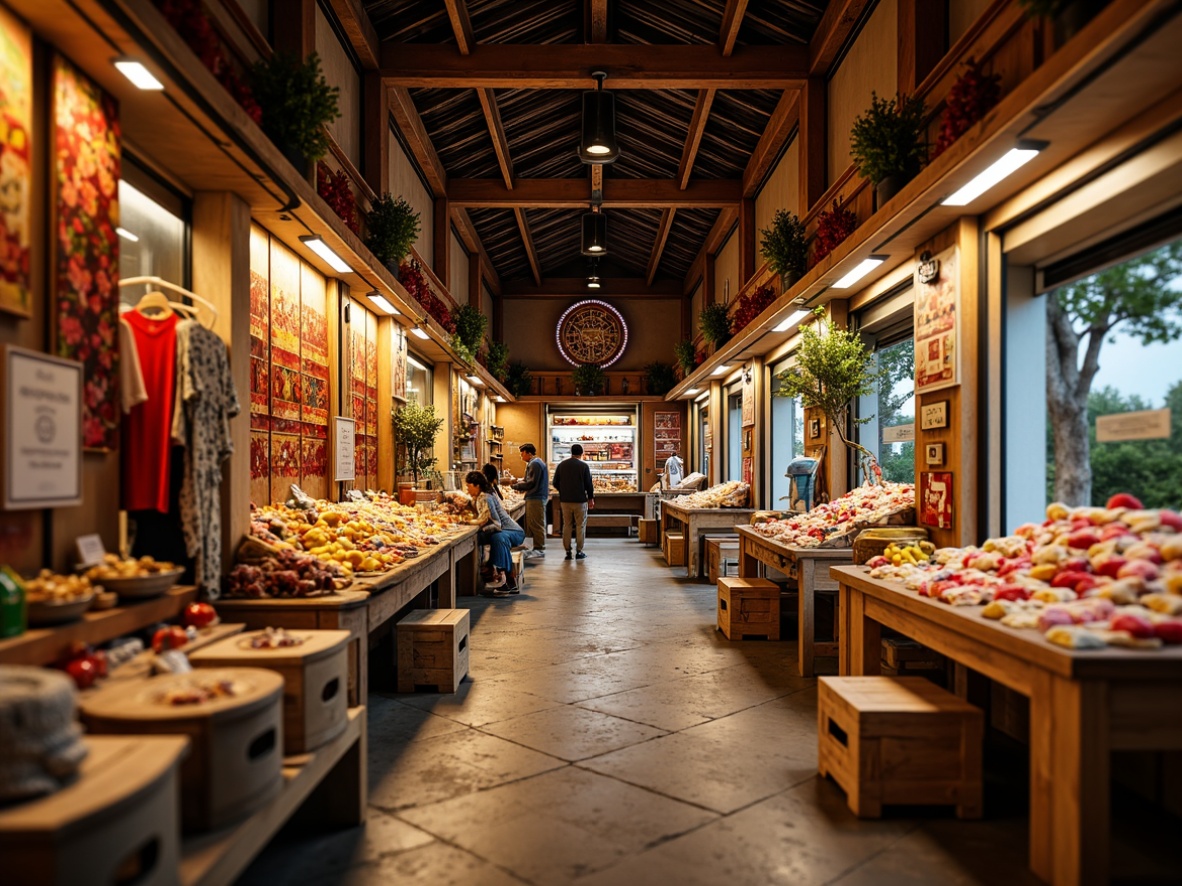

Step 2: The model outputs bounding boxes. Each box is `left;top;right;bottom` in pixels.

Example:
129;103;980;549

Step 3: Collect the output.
717;576;780;640
881;636;945;676
81;668;285;832
663;531;685;567
637;518;657;545
511;549;526;592
189;629;350;754
397;609;470;693
817;676;983;819
705;537;740;584
0;735;187;886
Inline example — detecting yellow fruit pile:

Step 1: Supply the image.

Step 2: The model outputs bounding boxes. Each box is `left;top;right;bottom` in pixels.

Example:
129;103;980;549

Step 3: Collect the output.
882;541;935;566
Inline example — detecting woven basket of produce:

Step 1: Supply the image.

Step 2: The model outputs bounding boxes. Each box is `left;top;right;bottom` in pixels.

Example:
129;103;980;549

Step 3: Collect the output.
853;527;930;564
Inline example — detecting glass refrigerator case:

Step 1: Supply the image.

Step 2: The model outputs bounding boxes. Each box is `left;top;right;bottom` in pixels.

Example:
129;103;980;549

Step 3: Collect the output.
547;407;639;493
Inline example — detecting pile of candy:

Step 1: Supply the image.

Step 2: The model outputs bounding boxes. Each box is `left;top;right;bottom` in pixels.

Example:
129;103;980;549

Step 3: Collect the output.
751;482;916;547
224;547;349;598
670;481;750;509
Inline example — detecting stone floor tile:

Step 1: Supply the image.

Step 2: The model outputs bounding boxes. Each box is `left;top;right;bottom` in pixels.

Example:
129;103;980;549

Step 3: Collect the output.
365;695;470;743
304;842;529;886
479;703;666;761
396;680;561;727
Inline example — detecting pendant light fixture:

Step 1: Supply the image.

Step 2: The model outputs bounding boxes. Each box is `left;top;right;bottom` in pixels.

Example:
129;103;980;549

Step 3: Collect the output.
581;209;607;256
587;258;602;290
578;71;620;164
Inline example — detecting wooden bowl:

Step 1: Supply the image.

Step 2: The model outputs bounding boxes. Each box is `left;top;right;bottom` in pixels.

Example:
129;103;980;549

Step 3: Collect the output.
94;569;183;599
26;593;94;626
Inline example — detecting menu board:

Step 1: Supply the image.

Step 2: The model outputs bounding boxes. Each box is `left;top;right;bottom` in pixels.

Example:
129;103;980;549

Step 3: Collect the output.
654;411;681;473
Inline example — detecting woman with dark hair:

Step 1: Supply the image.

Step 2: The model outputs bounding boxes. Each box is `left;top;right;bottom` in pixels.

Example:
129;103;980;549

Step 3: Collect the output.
465;470;525;595
482;462;503;499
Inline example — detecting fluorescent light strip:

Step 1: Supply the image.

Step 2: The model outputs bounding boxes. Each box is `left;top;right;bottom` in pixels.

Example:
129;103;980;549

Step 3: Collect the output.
772;309;808;333
466;374;483;386
367;292;400;315
114;60;164;91
411;325;430;340
116;227;139;242
299;235;352;274
711;365;731;376
407;356;429;372
832;257;886;290
942;145;1043;206
695;392;709;403
683;388;700;396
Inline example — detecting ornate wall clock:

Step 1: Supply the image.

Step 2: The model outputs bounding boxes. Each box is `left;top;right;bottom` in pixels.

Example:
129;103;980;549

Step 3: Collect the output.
556;299;628;367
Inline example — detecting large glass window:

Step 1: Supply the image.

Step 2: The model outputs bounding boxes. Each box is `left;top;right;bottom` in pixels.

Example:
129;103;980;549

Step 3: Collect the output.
770;366;804;506
406;353;432;406
726;389;742;481
117;160;187;307
699;403;710;476
856;337;915;484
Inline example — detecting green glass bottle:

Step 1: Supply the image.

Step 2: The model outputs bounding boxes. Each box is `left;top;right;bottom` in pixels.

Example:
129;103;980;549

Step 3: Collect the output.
0;565;26;638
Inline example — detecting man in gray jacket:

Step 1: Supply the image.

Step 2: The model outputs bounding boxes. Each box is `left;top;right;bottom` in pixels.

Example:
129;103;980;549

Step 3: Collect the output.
552;443;595;559
513;443;549;558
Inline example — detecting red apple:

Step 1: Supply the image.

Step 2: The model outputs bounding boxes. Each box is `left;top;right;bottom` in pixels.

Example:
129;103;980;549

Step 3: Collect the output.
1106;493;1144;510
184;602;218;629
1152;620;1182;644
1160;510;1182;532
64;657;97;690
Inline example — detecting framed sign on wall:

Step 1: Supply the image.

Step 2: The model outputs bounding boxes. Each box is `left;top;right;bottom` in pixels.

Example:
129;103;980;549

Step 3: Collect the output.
914;245;959;395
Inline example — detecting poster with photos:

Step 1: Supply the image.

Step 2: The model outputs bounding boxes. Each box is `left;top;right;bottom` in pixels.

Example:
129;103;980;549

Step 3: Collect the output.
653;411;681;472
914;244;959;394
0;7;32;317
920;471;954;530
741;366;754;427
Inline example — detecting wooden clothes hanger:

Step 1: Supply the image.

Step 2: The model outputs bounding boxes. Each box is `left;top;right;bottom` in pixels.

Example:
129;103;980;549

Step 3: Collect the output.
118;276;217;329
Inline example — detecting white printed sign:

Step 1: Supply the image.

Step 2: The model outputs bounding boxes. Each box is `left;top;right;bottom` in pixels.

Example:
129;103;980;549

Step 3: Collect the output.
333;416;356;481
1096;408;1171;443
4;346;82;509
882;424;915;444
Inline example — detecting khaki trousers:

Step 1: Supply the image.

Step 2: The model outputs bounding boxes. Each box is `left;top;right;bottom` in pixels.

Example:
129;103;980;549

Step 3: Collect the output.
560;501;589;553
524;499;546;550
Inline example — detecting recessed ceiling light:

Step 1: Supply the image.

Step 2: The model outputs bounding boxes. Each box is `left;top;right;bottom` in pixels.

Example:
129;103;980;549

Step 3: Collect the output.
772;310;808;332
832;256;887;290
712;365;731;376
299;235;352;274
114;60;164;91
942;141;1046;206
684;388;700;396
367;292;399;315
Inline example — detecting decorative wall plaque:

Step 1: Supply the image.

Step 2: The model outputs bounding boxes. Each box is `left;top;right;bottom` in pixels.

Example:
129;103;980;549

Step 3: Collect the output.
556;299;628;367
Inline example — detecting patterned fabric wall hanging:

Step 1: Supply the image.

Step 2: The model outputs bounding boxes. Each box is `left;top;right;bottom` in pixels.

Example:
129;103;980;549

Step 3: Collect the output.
53;55;121;449
0;7;33;317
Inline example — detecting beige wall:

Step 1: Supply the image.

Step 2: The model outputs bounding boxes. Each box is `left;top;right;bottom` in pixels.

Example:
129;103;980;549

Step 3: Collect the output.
714;232;740;306
315;5;361;169
234;0;268;37
755;136;802;243
950;0;994;45
387;133;434;269
689;281;703;339
497;403;544;476
828;0;898;185
482;283;495;330
502;298;682;372
449;231;469;304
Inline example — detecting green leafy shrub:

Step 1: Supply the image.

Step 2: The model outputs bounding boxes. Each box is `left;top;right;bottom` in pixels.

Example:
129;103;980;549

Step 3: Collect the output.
250;52;340;162
699;302;732;350
365;194;420;267
850;91;928;185
644;362;677;396
760;210;809;282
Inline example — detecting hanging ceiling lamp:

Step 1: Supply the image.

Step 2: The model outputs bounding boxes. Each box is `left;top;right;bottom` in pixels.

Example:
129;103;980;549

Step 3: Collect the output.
587;258;602;289
577;71;620;164
581;209;607;256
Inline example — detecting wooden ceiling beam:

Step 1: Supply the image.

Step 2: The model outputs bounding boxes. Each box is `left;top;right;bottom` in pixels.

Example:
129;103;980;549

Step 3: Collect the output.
388;86;447;197
451;207;501;295
719;0;750;56
586;0;608;43
647;208;676;286
678;89;715;189
443;0;475;55
379;44;808;89
809;0;873;75
448;178;742;208
478;88;515;189
741;89;800;197
325;0;379;69
514;208;543;287
502;278;682;297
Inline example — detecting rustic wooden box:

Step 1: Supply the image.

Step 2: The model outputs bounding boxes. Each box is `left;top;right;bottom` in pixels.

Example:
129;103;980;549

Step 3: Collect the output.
817;676;983;819
81;668;285;832
511;549;526;591
881;636;945;677
189;629;350;754
0;735;187;886
705;537;740;584
663;531;685;566
717;576;780;640
397;609;470;693
638;518;657;545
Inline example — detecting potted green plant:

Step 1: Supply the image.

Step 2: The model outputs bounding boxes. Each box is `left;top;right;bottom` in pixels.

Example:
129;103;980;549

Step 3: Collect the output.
249;52;340;172
365;194;420;277
643;361;676;396
699;302;732;351
484;340;510;382
506;360;533;398
760;210;809;291
453;304;488;354
391;402;445;488
850;91;928;208
673;340;698;378
772;308;885;485
571;363;606;396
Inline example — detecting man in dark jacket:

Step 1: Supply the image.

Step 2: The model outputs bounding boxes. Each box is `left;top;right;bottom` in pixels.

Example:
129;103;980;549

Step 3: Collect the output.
513;443;549;559
552;443;595;560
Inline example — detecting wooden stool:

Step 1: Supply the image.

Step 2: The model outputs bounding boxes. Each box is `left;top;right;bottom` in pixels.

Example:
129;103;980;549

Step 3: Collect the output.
817;676;983;819
705;537;740;584
717;576;780;640
638;518;657;545
663;532;685;566
397;609;470;693
511;549;526;592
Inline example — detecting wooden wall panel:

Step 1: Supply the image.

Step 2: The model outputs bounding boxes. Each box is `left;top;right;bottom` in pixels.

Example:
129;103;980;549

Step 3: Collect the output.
497;403;544;476
755;137;801;238
315;4;362;168
450;230;470;309
713;231;740;308
387;132;434;270
950;0;995;45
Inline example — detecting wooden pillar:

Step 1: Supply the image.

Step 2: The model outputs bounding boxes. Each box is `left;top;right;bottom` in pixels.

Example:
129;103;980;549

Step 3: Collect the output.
708;381;723;486
898;0;947;94
191;192;252;587
739;197;756;287
799;76;827;215
433;196;449;287
469;256;482;308
434;363;453;473
824;299;850;501
377;319;396;492
272;0;316;57
362;72;389;196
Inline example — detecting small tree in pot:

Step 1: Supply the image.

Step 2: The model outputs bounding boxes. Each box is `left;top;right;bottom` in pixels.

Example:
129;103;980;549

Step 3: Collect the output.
673;340;697;378
392;402;445;487
850;91;928;208
760;210;809;291
772;309;885;486
365;195;420;277
249;52;340;171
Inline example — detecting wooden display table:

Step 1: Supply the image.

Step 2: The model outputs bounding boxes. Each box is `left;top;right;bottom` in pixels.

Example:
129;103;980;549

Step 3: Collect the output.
832;565;1182;886
737;527;853;677
660;502;755;580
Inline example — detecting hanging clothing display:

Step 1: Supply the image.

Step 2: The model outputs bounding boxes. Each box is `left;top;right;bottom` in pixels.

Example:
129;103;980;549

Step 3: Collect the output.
118;316;147;414
121;310;178;513
172;320;240;599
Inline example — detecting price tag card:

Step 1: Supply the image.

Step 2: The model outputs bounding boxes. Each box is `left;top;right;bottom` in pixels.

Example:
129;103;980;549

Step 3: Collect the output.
75;533;106;567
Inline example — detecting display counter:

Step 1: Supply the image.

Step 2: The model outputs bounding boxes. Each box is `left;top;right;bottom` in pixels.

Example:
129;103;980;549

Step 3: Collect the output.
832;564;1182;886
660;502;755;579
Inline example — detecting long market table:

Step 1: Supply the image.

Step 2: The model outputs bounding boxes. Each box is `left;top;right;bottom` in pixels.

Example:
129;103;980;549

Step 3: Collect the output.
831;564;1182;886
736;526;853;677
660;501;755;580
214;526;479;705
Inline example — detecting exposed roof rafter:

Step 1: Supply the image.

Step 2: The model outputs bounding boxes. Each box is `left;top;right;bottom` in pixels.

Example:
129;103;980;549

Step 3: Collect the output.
514;208;543;286
678;89;715;189
809;0;873;75
742;89;800;197
449;178;742;209
478;88;515;189
443;0;475;55
388;86;448;196
647;208;676;286
719;0;750;57
586;0;608;43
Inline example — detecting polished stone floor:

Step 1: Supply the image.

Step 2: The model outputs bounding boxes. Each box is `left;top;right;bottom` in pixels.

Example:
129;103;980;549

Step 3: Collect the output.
238;537;1160;885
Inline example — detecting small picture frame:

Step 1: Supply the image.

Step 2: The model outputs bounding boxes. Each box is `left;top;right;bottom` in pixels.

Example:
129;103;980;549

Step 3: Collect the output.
920;400;949;430
809;418;820;439
743;427;753;454
925;442;945;466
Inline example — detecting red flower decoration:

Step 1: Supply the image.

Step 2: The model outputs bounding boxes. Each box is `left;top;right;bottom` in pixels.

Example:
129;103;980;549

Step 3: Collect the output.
317;162;359;233
811;201;858;267
729;285;777;336
934;58;1001;157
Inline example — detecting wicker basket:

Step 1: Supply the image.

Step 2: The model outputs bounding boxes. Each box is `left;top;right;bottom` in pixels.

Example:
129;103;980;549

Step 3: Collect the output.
852;527;929;565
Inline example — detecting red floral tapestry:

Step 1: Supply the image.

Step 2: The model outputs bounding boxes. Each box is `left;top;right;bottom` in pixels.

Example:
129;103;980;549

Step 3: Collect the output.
0;8;33;317
53;55;121;449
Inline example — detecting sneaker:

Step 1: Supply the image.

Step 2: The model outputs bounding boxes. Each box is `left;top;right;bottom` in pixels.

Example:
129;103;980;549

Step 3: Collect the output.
484;575;506;590
524;549;543;560
565;551;573;560
479;585;509;597
576;551;587;560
